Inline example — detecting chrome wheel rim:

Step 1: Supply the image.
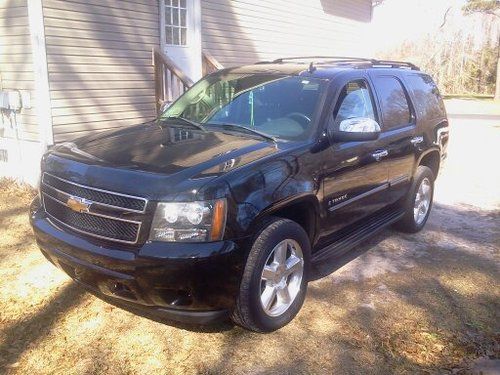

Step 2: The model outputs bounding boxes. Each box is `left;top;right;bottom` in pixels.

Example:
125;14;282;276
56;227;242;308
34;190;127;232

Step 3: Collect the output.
260;239;304;317
414;177;432;225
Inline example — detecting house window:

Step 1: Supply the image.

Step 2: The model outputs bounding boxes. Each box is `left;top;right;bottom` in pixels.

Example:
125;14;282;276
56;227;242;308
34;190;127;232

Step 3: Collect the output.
165;0;187;46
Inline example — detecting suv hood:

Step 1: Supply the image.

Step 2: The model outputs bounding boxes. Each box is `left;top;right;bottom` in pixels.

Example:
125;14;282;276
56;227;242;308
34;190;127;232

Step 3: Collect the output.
45;122;279;199
53;122;279;174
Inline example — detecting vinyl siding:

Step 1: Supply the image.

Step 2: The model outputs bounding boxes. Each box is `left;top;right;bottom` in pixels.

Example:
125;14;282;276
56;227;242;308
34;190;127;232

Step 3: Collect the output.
0;0;39;141
201;0;372;67
41;0;160;142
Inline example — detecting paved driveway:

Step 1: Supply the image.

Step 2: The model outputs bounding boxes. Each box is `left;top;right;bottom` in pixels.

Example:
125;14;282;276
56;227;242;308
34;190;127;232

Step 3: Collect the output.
0;116;498;374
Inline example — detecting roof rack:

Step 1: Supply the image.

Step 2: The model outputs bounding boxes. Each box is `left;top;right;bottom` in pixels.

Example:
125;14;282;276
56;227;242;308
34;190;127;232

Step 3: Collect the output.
258;56;419;71
370;59;420;70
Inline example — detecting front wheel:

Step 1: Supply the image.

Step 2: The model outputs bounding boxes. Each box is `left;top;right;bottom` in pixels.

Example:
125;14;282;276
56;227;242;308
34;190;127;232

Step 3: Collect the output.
395;165;434;233
231;217;310;332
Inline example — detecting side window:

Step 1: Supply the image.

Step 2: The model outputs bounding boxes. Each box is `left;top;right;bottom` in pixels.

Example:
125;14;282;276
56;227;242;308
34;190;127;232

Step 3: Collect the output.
406;74;446;120
333;80;376;124
373;76;412;129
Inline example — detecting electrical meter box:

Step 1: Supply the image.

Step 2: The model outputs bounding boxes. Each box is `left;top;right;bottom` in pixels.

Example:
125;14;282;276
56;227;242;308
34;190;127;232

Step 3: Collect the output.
0;90;26;111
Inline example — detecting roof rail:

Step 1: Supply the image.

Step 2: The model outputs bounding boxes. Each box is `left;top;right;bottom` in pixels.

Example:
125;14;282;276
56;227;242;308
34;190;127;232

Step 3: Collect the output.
259;56;420;71
368;59;419;70
270;56;376;64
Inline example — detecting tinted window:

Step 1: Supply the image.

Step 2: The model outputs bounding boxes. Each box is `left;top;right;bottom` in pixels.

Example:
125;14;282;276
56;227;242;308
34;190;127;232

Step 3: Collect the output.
333;80;376;123
163;74;325;141
406;74;446;120
373;76;412;129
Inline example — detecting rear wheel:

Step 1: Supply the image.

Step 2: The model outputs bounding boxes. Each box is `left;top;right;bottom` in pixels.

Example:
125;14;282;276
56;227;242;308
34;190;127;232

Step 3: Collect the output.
395;165;434;233
231;217;310;332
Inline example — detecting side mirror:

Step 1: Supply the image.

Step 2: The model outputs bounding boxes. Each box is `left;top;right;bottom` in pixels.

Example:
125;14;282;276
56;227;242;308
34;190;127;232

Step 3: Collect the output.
329;117;381;142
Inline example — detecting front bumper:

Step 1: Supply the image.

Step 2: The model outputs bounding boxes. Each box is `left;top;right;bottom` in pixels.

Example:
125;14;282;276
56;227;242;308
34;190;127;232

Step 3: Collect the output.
29;198;246;324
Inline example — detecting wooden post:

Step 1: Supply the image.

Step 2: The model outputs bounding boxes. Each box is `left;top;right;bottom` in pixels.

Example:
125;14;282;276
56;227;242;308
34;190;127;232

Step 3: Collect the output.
152;47;195;113
153;48;162;113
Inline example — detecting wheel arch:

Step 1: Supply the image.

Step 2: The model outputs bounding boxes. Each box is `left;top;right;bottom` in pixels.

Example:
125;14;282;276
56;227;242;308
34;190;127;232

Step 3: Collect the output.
416;148;441;180
250;194;320;244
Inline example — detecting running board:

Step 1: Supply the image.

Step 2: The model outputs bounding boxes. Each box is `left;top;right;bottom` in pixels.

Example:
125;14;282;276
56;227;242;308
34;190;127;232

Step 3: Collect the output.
312;207;405;264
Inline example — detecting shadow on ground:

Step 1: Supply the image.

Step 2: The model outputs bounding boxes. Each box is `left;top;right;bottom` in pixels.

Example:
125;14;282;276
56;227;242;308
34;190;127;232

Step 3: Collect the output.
0;283;85;370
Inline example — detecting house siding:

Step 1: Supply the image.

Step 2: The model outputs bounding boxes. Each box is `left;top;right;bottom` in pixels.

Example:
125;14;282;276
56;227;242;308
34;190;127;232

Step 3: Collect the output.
41;0;160;142
201;0;372;67
0;0;39;141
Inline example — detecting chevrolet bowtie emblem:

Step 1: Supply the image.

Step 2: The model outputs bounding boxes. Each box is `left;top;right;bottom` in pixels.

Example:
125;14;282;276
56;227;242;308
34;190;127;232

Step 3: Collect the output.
67;196;92;213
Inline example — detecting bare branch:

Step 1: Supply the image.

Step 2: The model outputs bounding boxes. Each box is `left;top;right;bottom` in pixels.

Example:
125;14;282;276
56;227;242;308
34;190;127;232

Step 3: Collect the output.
440;7;453;29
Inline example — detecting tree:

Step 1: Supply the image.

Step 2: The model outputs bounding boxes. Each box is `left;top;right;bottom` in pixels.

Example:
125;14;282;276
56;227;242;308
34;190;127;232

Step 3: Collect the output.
463;0;500;100
463;0;500;16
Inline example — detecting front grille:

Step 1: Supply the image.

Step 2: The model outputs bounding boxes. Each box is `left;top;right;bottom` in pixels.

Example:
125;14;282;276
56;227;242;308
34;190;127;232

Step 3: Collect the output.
41;173;147;244
43;173;146;212
44;197;140;243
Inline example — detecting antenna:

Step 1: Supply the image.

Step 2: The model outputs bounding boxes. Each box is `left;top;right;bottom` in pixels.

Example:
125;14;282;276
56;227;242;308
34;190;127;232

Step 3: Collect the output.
308;62;316;73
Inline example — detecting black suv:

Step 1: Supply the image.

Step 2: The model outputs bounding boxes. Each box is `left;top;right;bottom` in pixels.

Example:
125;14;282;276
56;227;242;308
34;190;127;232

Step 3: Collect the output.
30;57;449;332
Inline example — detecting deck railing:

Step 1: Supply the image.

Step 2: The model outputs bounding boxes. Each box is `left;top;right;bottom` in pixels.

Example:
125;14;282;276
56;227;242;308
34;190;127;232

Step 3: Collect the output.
202;50;224;76
153;48;224;113
153;47;193;113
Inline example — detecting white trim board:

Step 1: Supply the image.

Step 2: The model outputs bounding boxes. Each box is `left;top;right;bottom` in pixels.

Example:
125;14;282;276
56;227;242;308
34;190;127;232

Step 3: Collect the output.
27;0;53;148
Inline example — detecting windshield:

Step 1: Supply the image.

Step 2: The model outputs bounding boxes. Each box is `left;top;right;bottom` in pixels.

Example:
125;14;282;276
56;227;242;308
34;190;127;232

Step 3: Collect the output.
161;73;325;141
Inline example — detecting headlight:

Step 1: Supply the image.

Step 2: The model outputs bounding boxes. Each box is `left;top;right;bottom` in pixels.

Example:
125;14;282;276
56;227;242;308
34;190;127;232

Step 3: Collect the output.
149;199;227;242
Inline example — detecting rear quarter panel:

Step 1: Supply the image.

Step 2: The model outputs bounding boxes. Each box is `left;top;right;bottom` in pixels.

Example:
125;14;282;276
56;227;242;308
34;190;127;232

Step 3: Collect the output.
401;72;449;175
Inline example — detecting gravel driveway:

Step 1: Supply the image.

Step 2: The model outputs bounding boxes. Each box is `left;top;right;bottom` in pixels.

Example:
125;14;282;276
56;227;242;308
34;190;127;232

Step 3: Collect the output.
0;117;498;374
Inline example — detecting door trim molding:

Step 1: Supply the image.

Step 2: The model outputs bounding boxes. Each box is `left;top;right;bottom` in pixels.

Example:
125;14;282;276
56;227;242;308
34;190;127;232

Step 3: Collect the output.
328;183;389;212
389;174;410;187
159;0;165;49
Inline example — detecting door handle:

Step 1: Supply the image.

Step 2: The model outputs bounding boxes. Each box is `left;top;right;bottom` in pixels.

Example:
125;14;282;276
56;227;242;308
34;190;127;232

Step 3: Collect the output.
411;136;424;145
372;149;388;161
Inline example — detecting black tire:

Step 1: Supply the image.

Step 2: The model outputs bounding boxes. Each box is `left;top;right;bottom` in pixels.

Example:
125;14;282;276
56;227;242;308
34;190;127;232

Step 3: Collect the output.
395;165;434;233
231;217;311;332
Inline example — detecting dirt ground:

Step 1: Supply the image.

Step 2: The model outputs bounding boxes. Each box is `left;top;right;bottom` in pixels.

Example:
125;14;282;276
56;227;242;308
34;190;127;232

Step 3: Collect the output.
0;117;498;375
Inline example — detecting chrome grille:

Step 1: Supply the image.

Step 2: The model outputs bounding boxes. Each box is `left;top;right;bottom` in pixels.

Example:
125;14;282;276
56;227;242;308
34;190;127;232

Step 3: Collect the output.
41;173;147;244
43;197;140;243
42;173;146;213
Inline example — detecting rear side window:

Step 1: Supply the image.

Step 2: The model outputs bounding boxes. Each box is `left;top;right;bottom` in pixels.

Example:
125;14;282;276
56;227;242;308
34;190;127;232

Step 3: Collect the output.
406;74;446;120
373;76;412;129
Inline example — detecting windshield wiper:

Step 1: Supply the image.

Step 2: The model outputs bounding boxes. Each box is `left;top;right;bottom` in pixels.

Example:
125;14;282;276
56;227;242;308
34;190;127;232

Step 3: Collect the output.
159;116;206;132
207;123;277;143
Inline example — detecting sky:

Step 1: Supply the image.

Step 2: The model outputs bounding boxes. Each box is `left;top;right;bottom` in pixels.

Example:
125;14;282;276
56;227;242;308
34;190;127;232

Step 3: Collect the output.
368;0;468;52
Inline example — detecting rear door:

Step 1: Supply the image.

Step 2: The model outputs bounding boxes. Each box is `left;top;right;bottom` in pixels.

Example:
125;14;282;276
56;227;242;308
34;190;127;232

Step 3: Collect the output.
368;71;417;203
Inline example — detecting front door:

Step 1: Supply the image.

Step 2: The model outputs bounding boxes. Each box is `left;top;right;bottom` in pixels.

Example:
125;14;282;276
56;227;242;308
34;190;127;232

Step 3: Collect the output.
160;0;202;81
318;78;390;247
